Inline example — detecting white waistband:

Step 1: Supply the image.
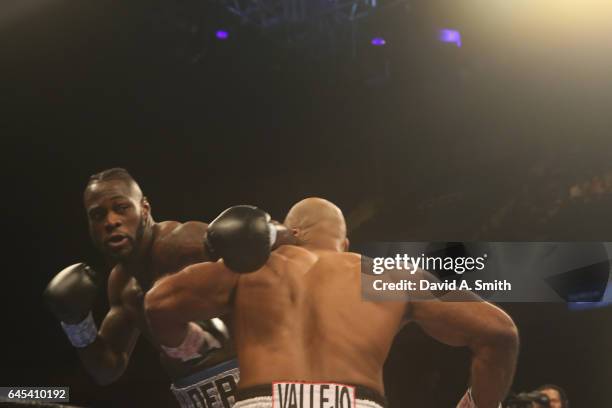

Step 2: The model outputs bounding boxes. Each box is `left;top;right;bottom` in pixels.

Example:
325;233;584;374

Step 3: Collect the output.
234;393;384;408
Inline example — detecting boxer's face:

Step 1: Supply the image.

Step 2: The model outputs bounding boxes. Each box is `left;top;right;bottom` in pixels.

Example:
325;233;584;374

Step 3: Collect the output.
84;180;150;262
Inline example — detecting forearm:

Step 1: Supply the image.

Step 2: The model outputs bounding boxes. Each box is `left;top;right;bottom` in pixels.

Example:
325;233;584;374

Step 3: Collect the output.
145;286;230;363
270;222;299;249
469;328;519;408
145;264;234;348
76;337;130;385
145;300;191;348
409;291;519;408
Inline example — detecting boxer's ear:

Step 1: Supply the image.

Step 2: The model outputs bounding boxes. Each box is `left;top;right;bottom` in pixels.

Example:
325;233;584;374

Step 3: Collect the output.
141;196;151;217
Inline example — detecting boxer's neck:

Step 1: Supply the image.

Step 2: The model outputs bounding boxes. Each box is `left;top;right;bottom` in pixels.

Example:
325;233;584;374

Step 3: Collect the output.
120;221;158;289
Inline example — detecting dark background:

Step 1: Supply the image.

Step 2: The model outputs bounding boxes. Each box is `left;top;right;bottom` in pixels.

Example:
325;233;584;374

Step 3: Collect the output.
2;0;612;406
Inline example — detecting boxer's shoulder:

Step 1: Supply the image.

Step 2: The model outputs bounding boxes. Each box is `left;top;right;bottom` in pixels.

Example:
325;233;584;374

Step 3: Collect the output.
154;220;208;243
316;250;361;266
150;221;210;272
171;220;209;234
311;252;361;281
268;247;360;279
270;245;319;268
273;244;313;258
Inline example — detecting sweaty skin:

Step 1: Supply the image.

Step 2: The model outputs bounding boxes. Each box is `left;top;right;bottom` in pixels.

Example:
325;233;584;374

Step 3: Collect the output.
234;246;404;390
146;198;518;408
80;178;232;383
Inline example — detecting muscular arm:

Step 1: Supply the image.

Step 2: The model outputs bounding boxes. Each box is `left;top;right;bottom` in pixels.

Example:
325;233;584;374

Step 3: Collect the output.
77;270;140;385
406;271;519;408
145;208;289;350
144;261;239;348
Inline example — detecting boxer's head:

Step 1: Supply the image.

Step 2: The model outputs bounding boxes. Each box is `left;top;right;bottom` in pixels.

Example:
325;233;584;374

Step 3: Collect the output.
284;197;348;252
83;168;153;262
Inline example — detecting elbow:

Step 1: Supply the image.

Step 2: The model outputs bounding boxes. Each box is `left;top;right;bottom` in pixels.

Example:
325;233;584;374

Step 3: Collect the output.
486;312;520;353
92;372;117;387
77;339;130;386
497;322;519;352
88;361;126;386
468;304;520;356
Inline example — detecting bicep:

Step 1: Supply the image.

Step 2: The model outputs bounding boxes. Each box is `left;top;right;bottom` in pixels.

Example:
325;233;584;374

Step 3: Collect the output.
405;268;510;348
408;292;515;349
408;300;496;347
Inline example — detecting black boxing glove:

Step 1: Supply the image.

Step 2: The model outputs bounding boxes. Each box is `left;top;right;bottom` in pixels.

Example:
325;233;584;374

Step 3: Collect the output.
44;263;99;347
197;318;230;346
204;205;278;273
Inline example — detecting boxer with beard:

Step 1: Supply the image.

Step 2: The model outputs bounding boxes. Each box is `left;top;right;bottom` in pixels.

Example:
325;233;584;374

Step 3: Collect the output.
44;168;238;408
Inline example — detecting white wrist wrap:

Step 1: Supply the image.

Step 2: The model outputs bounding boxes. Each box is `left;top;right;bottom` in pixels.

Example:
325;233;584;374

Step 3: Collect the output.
268;224;277;247
60;312;98;348
161;322;222;362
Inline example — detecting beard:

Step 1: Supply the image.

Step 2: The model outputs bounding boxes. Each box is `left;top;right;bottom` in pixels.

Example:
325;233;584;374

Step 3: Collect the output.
105;215;147;263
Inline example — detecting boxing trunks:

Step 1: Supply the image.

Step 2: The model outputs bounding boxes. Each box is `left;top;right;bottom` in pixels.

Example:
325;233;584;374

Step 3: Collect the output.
171;359;240;408
233;382;387;408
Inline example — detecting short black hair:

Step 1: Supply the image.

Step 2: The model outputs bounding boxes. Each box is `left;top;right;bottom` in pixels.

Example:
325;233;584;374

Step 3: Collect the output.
536;384;569;408
86;168;136;189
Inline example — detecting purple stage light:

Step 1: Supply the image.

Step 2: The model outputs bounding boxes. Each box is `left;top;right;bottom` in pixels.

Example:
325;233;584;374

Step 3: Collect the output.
371;37;386;46
439;29;461;48
216;30;229;40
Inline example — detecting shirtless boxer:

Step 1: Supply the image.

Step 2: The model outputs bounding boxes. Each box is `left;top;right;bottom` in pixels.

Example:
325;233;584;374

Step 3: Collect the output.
43;168;238;408
145;198;519;408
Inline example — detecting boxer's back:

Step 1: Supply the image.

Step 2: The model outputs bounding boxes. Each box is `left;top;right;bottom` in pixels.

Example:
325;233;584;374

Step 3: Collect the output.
234;245;407;393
